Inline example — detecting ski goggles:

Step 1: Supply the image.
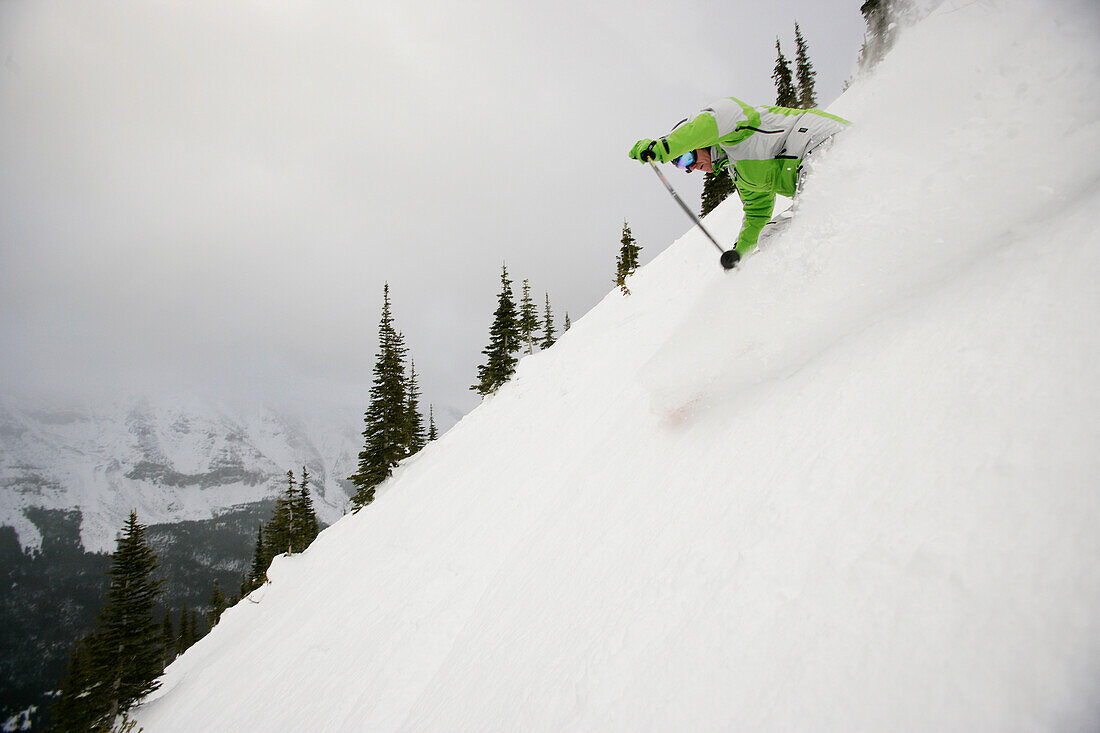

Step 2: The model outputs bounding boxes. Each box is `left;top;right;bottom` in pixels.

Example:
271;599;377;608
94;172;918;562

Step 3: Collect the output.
673;151;696;170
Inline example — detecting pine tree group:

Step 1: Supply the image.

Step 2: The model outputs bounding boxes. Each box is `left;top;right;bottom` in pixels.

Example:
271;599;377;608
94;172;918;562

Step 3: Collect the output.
614;222;643;295
348;284;428;508
471;265;561;395
243;467;321;593
51;512;165;731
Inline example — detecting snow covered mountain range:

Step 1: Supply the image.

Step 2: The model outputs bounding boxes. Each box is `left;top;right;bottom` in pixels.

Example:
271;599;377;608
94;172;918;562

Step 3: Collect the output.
0;394;360;553
133;0;1100;730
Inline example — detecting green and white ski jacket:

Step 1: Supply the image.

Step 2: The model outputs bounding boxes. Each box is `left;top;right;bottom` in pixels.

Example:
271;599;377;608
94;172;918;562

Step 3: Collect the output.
662;97;850;254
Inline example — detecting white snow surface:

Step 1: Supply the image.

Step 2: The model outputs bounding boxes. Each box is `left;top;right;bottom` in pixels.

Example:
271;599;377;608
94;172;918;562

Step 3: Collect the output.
135;1;1100;730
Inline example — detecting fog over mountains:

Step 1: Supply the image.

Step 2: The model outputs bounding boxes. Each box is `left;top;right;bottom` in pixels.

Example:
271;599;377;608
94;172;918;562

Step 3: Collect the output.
0;394;360;554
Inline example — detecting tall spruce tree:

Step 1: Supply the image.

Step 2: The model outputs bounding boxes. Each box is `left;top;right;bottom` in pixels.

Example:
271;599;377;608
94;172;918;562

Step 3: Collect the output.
293;466;319;550
349;283;412;507
615;222;642;295
518;279;540;354
541;292;556;348
773;38;798;107
265;471;296;556
472;263;521;396
794;23;818;108
405;361;427;455
96;511;165;722
52;512;165;729
244;524;266;593
700;169;736;217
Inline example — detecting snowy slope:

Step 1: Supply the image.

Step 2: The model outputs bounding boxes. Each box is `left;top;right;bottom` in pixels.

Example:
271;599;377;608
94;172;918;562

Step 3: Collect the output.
135;1;1100;730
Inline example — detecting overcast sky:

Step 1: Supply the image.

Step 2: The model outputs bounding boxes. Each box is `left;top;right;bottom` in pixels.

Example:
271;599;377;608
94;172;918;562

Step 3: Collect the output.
0;0;866;428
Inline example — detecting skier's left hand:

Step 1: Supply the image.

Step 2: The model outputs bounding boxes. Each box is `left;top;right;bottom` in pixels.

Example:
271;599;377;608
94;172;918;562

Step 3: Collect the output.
629;138;671;163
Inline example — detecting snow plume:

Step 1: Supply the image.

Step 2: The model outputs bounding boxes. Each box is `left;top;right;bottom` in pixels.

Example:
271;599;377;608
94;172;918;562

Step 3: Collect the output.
135;0;1100;730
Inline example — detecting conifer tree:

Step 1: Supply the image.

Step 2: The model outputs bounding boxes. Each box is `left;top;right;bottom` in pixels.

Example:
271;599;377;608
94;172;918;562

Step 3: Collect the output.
265;471;296;556
208;582;228;628
349;283;411;508
52;512;166;728
541;293;556;348
564;312;571;331
405;361;427;455
427;405;438;441
472;263;521;396
244;524;266;593
190;608;205;644
859;0;913;71
176;604;191;656
773;38;798;107
292;466;319;550
794;23;818;108
96;511;165;722
50;633;99;731
160;612;176;670
700;169;736;217
518;279;540;354
615;222;643;295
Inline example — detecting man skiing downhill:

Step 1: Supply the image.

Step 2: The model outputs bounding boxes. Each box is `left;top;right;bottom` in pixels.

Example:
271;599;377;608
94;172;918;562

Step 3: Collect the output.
630;96;850;264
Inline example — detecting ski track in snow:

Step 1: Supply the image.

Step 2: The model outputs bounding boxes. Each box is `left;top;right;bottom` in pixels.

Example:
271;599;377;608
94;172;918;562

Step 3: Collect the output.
136;0;1100;730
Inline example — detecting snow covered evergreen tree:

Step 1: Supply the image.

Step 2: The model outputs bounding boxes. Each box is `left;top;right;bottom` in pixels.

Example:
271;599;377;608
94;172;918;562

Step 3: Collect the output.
472;264;521;396
794;23;818;108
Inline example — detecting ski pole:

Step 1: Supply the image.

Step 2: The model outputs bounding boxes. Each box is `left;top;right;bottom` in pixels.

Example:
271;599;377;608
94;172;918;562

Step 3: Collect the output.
648;160;740;270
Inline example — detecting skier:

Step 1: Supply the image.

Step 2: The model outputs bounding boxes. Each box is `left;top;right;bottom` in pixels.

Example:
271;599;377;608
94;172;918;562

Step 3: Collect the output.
629;96;850;264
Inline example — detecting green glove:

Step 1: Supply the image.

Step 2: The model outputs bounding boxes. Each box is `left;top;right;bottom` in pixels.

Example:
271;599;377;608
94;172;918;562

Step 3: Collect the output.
629;138;672;163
